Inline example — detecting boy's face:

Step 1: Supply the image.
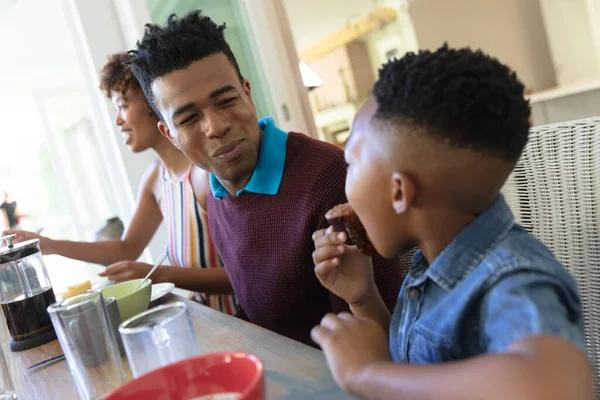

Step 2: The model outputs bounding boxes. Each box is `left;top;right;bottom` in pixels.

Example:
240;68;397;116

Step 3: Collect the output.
345;98;413;258
153;53;260;187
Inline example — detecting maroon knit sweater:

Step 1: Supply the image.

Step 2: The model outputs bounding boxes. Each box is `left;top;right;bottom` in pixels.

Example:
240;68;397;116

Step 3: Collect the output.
208;132;404;345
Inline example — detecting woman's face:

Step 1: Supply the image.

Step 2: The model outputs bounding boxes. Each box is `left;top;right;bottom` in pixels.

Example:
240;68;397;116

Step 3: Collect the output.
111;88;162;153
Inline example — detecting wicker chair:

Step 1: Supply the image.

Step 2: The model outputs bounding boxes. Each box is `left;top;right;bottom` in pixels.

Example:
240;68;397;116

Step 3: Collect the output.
502;117;600;396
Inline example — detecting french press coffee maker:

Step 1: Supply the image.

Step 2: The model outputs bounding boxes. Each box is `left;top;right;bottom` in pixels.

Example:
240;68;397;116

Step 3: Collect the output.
0;234;57;351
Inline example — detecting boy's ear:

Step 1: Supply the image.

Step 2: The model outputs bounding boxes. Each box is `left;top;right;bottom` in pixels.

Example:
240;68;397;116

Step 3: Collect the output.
157;121;180;149
391;171;415;214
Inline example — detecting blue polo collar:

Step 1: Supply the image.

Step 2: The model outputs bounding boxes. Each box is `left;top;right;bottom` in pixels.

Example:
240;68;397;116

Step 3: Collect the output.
210;117;288;199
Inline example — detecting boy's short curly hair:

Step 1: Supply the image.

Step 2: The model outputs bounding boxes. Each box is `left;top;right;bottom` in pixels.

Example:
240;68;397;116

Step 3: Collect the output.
99;53;141;98
126;10;243;116
373;45;531;161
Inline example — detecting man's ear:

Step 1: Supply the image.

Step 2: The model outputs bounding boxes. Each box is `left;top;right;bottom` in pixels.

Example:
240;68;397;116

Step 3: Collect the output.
391;171;415;214
157;121;180;149
242;79;256;111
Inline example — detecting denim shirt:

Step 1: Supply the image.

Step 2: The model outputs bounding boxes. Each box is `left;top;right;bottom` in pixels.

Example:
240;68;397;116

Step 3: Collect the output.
389;196;586;363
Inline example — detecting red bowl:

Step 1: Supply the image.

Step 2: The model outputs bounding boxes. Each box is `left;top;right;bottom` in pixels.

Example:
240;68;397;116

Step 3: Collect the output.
105;352;265;400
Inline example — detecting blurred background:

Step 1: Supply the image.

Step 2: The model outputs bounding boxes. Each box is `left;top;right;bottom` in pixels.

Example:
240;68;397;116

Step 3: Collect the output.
1;0;599;291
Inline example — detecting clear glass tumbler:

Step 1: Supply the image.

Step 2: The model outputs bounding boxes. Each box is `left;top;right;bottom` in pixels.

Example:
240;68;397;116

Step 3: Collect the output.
119;302;199;378
0;346;16;400
48;290;125;400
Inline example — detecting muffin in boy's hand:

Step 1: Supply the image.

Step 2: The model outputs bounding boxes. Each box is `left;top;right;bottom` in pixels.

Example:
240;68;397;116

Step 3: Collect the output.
325;203;378;257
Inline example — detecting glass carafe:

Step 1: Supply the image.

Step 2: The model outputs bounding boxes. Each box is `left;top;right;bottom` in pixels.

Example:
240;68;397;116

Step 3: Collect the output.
0;234;57;351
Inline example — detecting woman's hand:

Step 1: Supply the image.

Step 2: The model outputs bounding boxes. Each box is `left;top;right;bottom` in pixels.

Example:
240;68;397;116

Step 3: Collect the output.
99;261;153;283
1;229;55;254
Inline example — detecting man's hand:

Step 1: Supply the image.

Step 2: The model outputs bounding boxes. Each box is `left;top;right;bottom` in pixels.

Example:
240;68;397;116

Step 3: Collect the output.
311;312;392;393
1;229;54;254
99;261;153;283
312;227;375;305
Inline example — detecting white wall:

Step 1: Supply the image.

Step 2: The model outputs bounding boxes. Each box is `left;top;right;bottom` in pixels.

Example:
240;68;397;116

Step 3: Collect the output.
531;89;600;126
0;0;85;233
111;0;152;49
539;0;600;86
587;0;600;69
408;0;557;92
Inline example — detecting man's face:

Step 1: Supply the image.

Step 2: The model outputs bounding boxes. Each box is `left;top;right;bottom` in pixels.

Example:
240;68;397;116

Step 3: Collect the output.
153;54;260;190
345;98;413;258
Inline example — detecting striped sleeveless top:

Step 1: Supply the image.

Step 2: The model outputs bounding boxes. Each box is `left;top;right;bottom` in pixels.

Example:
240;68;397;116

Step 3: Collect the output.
159;165;238;315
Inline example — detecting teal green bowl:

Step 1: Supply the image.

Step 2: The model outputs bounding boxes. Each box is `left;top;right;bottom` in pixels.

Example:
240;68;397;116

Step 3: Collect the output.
101;279;152;322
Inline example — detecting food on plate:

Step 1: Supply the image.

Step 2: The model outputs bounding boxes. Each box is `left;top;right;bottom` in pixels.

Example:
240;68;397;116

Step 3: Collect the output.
63;280;91;299
325;203;378;256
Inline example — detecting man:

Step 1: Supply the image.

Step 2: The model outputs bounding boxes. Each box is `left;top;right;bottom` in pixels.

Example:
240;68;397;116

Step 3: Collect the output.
127;10;404;345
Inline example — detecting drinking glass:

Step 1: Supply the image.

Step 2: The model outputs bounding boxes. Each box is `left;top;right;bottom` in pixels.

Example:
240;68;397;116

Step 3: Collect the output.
119;302;199;377
0;346;16;400
48;290;125;400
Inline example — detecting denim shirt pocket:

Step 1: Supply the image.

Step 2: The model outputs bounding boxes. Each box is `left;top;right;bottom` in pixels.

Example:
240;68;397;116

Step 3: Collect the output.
407;322;457;364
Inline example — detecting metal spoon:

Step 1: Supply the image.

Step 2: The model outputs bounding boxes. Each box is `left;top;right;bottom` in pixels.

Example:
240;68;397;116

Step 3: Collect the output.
135;252;168;291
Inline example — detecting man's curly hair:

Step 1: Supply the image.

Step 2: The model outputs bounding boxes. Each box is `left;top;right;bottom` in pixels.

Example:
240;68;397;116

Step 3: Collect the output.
373;45;531;161
127;10;243;117
99;53;140;98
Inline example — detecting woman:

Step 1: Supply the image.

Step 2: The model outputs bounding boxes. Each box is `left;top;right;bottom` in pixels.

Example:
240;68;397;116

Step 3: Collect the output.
4;53;237;315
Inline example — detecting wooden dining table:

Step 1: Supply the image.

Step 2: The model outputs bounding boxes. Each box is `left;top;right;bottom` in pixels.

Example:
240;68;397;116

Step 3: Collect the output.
0;293;356;399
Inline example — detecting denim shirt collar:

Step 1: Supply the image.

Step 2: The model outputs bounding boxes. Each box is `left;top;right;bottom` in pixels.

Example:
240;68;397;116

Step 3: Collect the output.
413;196;515;291
210;117;288;199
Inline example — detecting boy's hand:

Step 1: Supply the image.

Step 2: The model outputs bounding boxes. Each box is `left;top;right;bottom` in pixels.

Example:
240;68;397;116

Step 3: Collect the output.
311;312;391;393
312;227;375;305
99;261;152;283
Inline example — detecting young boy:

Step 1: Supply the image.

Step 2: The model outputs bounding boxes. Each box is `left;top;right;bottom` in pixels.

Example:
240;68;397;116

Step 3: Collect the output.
311;45;593;399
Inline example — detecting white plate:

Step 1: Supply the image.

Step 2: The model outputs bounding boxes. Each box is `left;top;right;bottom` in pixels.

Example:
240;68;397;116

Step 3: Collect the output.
151;282;175;302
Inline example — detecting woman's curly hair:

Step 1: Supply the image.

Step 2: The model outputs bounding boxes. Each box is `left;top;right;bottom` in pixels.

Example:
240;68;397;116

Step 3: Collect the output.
99;52;141;98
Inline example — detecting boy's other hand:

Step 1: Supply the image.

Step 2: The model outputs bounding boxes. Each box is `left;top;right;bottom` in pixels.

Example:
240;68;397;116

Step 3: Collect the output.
99;261;152;283
312;227;375;305
311;312;391;393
